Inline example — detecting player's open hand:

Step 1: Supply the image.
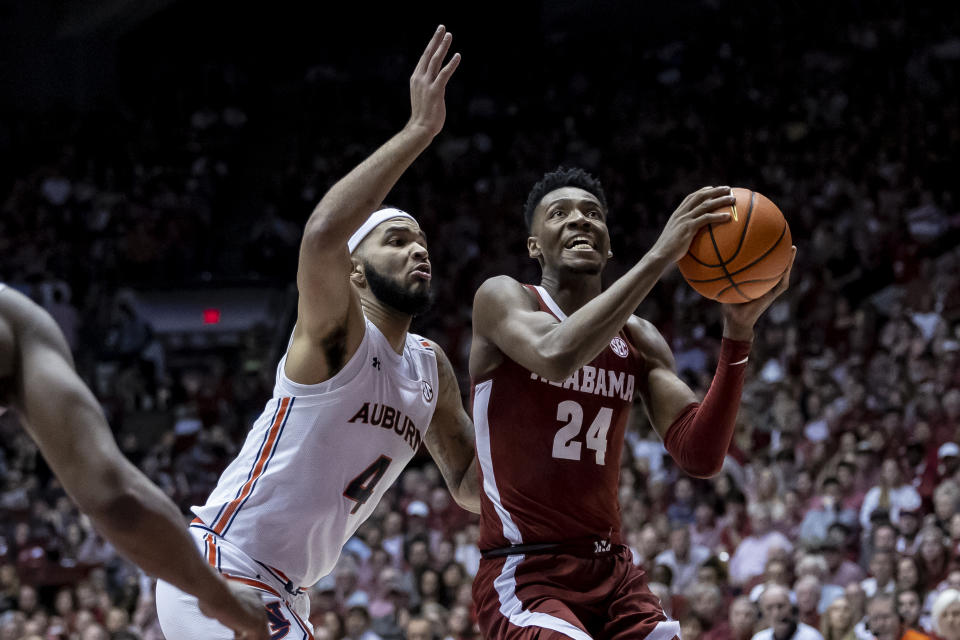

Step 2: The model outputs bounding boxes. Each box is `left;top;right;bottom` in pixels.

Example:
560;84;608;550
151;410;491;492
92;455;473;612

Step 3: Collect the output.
407;25;461;138
720;245;797;340
650;186;737;265
198;580;270;640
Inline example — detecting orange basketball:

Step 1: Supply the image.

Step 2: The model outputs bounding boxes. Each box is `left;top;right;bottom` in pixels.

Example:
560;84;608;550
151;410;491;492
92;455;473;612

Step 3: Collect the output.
677;188;792;303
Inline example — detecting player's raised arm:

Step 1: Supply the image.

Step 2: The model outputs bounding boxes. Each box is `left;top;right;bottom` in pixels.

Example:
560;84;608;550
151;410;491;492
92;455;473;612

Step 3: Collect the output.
471;186;736;382
0;288;269;640
629;248;796;478
292;26;460;378
422;340;480;513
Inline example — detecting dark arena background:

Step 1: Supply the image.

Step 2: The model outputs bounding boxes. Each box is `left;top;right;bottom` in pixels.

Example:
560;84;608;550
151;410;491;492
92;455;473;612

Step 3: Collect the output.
2;0;960;638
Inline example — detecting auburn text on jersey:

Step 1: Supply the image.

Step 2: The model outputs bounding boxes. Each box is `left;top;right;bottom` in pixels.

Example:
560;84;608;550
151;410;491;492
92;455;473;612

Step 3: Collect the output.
347;402;423;451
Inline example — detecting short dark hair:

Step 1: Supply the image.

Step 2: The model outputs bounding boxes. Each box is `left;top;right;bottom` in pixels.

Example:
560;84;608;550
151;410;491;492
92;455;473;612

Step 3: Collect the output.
522;166;608;231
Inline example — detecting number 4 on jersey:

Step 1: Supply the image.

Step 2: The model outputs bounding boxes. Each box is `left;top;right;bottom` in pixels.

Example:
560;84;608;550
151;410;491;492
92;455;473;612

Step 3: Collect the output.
264;602;291;639
343;455;392;514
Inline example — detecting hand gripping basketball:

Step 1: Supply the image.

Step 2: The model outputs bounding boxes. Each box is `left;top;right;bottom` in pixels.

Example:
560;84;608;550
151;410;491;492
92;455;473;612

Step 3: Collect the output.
650;186;737;265
720;245;796;340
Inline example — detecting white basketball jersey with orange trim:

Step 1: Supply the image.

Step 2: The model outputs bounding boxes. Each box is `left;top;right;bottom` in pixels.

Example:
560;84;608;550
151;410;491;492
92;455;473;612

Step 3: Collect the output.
192;318;438;587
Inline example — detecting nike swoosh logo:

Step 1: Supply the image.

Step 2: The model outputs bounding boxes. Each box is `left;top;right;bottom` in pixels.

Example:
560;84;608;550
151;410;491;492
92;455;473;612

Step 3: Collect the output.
731;357;749;366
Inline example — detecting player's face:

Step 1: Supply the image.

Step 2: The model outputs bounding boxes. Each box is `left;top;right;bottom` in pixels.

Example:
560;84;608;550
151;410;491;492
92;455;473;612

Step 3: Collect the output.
357;218;433;316
529;187;610;275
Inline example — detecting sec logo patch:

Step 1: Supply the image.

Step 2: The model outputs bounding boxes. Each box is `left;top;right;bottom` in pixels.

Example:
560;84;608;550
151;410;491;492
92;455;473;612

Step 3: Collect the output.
610;337;629;358
421;380;434;402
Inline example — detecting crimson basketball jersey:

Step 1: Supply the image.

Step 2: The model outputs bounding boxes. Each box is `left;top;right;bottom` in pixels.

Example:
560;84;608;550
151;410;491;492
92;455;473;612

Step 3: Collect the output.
473;285;642;551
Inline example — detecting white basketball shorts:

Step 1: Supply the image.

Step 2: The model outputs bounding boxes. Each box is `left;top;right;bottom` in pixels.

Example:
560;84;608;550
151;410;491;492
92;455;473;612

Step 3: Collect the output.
156;526;314;639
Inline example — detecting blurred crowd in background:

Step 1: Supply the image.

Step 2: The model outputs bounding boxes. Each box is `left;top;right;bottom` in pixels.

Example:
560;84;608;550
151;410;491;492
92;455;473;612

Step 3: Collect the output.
2;1;960;639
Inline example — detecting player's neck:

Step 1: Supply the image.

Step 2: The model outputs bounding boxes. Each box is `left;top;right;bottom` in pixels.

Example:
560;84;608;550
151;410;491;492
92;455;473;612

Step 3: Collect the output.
360;298;411;354
538;271;602;315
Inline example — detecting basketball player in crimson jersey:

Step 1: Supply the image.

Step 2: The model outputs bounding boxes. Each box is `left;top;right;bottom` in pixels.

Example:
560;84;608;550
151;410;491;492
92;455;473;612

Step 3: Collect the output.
0;286;269;640
156;27;479;639
470;167;796;640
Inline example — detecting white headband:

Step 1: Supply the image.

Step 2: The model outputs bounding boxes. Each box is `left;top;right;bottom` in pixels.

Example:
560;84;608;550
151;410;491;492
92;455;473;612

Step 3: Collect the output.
347;208;418;254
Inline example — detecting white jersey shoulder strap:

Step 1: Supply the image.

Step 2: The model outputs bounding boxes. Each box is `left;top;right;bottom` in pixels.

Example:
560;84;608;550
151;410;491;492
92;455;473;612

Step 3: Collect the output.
274;319;373;397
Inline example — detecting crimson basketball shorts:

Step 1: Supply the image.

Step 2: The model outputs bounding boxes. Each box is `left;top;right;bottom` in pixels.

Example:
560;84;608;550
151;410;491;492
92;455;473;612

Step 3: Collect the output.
473;546;681;640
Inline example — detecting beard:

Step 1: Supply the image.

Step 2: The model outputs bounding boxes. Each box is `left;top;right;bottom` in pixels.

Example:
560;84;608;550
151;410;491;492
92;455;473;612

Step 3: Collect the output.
364;262;433;316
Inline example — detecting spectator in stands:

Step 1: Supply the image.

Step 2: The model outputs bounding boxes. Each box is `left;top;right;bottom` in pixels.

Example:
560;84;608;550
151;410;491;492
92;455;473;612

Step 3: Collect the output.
754;584;824;640
795;575;824;629
800;477;859;547
418;568;446;610
823;539;866;588
897;589;928;635
896;556;926;597
861;551;896;598
669;478;697;526
406;617;433;640
688;581;727;633
343;598;381;640
860;459;922;532
691;498;726;551
703;596;759;640
872;524;899;557
916;526;951;593
865;595;907;640
931;589;960;640
684;616;706;640
731;504;794;587
842;583;869;640
656;523;712;593
750;556;796;602
932;480;960;531
896;509;923;555
836;462;865;512
820;596;856;640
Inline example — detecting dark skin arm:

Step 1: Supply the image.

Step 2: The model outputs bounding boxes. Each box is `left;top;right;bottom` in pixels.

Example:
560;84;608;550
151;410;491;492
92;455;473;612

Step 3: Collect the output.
287;26;460;385
628;248;795;438
0;288;268;640
423;340;480;514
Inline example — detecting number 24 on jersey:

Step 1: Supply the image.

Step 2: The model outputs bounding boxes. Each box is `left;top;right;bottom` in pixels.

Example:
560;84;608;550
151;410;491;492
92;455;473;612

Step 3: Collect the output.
552;400;612;465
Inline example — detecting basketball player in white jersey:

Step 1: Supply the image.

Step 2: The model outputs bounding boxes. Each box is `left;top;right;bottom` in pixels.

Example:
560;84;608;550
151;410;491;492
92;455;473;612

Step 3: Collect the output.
156;26;479;639
0;285;270;639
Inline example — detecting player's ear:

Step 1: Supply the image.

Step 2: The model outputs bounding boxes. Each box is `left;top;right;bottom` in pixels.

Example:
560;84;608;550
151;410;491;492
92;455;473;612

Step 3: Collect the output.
527;236;541;260
349;257;366;287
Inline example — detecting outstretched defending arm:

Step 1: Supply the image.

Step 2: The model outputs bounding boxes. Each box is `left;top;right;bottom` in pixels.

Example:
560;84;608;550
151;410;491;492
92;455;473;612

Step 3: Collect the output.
472;187;736;382
0;288;269;640
424;341;480;514
633;248;796;478
289;26;460;383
